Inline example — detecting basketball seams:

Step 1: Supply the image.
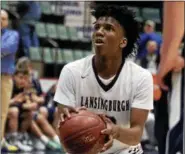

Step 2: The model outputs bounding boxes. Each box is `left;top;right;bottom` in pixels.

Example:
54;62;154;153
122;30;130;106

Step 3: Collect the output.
63;114;105;141
59;111;106;154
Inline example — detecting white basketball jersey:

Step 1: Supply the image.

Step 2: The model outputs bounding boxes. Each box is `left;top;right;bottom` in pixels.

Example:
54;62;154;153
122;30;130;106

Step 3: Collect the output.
54;55;153;154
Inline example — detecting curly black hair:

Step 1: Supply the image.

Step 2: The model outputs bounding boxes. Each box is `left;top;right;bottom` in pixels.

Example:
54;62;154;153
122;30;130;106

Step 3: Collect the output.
92;4;140;58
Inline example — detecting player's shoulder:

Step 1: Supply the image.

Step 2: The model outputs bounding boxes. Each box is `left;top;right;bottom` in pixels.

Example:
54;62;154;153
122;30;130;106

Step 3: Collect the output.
63;54;94;74
125;60;152;79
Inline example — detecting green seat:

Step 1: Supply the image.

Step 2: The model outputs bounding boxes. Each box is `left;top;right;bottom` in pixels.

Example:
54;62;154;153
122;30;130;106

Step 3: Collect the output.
43;48;53;63
142;8;161;23
63;49;74;63
29;47;41;61
36;22;47;38
68;27;79;41
128;7;143;22
84;51;92;57
1;1;9;9
40;2;52;15
57;25;69;40
56;49;64;64
50;48;57;62
74;50;84;60
46;23;58;39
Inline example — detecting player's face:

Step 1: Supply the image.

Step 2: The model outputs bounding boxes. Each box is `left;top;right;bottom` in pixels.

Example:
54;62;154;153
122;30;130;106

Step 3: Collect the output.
92;17;126;58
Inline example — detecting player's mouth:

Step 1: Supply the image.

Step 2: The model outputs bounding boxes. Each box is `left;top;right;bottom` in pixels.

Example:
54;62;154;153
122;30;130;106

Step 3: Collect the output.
94;38;104;46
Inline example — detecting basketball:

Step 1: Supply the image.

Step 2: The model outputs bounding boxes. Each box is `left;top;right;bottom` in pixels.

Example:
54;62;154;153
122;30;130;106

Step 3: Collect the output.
59;110;106;154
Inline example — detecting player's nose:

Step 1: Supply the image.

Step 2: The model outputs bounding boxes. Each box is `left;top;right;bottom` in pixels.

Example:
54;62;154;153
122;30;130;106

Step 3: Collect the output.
95;27;104;37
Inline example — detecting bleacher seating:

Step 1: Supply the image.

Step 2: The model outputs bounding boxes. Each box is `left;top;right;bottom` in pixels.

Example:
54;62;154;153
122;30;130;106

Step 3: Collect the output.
74;50;84;60
68;27;79;41
1;1;9;9
84;50;93;57
29;47;44;77
35;22;47;38
63;49;74;63
127;7;143;22
29;47;42;61
5;1;162;77
142;8;161;24
57;25;69;40
56;49;64;64
39;1;52;15
46;23;58;39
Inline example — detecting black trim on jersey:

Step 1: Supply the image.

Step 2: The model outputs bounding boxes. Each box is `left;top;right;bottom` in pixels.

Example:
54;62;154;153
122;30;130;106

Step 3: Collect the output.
92;56;125;92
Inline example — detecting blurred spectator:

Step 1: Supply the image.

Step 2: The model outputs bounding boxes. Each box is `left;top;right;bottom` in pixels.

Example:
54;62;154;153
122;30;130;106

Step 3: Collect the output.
6;68;61;151
41;83;58;130
141;112;157;151
17;1;41;57
6;69;34;152
16;56;39;79
139;40;160;74
137;20;162;59
1;9;19;152
16;57;43;99
30;120;61;151
138;41;161;152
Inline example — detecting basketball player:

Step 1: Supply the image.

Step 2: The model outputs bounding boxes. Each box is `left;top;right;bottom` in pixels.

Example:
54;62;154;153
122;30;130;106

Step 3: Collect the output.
54;5;153;154
157;2;184;154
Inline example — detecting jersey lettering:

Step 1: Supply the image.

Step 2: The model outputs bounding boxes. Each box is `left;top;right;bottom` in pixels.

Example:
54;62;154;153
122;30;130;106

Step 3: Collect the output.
80;96;130;112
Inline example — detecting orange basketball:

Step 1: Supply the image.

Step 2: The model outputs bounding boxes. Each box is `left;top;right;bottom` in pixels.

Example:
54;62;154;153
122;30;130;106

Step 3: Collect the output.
59;110;106;154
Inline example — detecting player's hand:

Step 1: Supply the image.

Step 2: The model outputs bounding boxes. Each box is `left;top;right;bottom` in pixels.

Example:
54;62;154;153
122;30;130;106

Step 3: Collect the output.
100;115;119;152
156;74;169;91
173;56;184;72
58;105;86;126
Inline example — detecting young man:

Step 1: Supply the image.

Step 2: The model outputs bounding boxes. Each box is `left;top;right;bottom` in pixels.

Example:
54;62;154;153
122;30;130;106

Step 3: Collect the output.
54;5;153;154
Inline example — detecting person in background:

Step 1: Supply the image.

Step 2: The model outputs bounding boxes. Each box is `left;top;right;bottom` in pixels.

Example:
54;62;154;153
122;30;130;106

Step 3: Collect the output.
1;9;19;152
41;83;58;130
157;2;184;154
16;57;44;103
6;69;34;152
139;40;159;74
138;40;159;151
137;20;162;60
17;1;41;57
16;56;39;80
6;69;61;151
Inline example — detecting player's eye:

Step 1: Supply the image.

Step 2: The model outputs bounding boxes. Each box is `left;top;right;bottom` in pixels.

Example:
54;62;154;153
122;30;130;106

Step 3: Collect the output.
94;24;100;31
104;24;113;31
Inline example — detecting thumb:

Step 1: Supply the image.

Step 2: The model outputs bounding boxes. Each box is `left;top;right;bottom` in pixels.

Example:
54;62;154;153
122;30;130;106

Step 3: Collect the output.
68;106;79;113
76;106;87;112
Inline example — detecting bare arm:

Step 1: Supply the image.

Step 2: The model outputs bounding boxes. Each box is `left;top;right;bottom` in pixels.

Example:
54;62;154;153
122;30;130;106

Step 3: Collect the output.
159;2;184;78
116;108;149;145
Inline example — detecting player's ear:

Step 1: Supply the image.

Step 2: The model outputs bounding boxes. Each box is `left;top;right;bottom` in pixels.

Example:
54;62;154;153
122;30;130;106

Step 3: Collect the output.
120;37;127;48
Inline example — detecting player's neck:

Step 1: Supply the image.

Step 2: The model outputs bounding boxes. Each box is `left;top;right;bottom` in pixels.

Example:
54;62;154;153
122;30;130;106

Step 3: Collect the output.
94;55;123;79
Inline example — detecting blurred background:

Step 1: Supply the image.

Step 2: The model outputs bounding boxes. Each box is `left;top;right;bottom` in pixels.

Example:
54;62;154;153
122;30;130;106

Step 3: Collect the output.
1;1;163;81
1;1;183;154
